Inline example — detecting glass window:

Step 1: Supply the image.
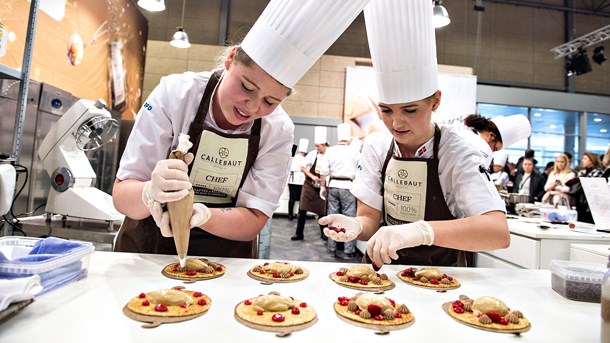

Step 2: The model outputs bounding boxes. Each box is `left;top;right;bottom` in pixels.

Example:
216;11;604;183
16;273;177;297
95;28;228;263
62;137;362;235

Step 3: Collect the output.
586;113;610;159
530;108;579;170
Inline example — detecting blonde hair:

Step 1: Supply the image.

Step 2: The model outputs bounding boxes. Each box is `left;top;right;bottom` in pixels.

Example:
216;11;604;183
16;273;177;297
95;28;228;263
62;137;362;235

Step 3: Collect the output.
553;153;572;174
214;45;293;96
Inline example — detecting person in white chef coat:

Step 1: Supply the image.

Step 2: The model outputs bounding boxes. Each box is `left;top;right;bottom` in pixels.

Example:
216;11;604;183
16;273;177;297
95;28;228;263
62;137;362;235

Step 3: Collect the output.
319;0;509;267
291;127;329;241
318;123;360;259
112;0;371;258
462;113;531;170
490;151;510;191
287;138;309;221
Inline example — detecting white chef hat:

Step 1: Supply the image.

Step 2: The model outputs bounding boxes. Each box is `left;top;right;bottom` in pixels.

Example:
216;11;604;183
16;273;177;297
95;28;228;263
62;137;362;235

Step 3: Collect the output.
241;0;370;88
491;114;532;147
297;138;309;153
314;126;328;145
493;150;509;167
337;123;351;142
364;0;438;104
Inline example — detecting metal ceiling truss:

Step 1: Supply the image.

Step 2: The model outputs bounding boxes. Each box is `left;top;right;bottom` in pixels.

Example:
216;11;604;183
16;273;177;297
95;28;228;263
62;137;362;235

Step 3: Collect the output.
550;25;610;58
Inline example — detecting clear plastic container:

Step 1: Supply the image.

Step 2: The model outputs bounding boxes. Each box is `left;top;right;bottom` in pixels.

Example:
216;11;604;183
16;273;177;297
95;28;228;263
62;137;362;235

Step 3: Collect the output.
549;260;606;303
0;236;94;291
540;206;577;223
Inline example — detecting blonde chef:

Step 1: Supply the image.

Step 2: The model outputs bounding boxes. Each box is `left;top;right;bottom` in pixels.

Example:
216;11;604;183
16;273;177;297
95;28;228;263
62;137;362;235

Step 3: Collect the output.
113;0;371;258
319;0;509;267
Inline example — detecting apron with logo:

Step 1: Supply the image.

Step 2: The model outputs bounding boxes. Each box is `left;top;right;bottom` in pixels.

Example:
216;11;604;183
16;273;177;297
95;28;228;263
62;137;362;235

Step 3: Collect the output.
298;156;327;216
364;125;471;267
115;70;260;258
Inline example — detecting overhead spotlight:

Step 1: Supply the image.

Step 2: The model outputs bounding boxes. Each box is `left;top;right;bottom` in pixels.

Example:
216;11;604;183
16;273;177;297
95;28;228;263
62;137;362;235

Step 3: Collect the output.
433;0;451;28
137;0;165;12
593;46;607;65
570;48;593;76
565;56;575;77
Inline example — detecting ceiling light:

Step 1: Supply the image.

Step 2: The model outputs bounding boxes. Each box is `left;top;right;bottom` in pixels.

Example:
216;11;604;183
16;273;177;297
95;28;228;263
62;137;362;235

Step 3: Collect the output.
601;129;608;133
594;118;602;122
593;45;607;65
533;113;541;117
170;0;190;48
550;125;557;129
137;0;165;12
433;0;450;28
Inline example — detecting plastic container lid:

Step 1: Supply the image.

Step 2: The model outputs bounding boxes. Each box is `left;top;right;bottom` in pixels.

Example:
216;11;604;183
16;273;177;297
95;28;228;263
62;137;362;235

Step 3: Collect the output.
0;236;94;276
549;260;606;284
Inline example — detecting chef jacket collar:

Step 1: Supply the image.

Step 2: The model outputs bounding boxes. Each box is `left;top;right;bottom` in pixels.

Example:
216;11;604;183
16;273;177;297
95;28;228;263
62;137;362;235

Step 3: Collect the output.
392;135;434;159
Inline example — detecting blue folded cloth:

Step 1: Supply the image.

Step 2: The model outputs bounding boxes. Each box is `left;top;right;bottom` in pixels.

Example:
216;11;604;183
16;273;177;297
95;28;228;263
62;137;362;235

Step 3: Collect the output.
0;237;86;263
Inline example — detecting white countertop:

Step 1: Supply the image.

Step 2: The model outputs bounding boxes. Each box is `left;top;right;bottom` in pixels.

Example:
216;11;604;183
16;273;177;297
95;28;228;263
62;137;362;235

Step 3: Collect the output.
0;251;602;342
507;216;610;241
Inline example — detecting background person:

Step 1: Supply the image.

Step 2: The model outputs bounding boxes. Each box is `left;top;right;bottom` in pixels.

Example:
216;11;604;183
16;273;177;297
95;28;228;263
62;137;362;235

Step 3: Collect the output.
319;123;360;259
291;127;330;241
319;0;509;268
542;153;575;208
513;157;546;202
462;113;531;169
287;138;309;220
112;0;370;258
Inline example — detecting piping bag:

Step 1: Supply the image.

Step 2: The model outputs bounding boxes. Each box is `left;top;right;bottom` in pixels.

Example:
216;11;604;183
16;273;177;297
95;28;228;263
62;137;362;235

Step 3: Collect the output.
167;134;194;268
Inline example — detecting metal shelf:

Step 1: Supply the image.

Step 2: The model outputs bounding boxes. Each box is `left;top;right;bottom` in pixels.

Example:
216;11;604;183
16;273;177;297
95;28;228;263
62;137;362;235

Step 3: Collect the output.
0;64;21;80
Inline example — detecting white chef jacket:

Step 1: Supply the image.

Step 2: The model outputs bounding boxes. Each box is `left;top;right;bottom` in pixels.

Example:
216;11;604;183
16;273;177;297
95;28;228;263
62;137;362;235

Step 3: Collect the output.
318;144;360;189
351;126;506;218
116;71;294;217
458;128;494;169
288;154;306;186
491;171;509;190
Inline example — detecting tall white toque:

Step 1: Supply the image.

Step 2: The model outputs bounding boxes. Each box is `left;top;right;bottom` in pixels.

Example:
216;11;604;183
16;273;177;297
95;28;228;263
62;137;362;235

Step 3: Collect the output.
337;123;351;142
364;0;438;104
314;126;328;145
297;138;309;153
491;114;532;147
241;0;370;88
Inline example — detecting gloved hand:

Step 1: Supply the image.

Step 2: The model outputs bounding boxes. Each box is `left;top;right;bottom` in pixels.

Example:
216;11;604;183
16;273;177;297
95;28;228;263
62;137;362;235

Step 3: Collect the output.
367;220;434;266
319;187;327;201
154;203;213;238
141;154;194;206
318;214;362;242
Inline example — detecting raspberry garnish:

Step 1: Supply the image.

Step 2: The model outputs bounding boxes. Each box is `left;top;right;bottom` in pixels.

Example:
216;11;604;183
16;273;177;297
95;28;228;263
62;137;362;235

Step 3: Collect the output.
197;299;207;306
138;293;146;299
299;302;308;307
257;310;264;315
193;292;202;297
291;307;300;314
244;299;252;305
486;312;503;323
271;314;285;322
141;300;149;306
154;304;168;312
336;271;345;276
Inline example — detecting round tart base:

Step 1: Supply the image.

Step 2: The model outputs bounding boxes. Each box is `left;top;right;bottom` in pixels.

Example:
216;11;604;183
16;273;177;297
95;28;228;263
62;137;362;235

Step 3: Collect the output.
333;302;414;333
161;261;226;281
442;302;531;334
329;272;395;292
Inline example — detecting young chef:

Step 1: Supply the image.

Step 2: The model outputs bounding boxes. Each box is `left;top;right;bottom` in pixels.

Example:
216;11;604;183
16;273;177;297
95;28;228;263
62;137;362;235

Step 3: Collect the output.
113;0;371;258
462;113;531;169
319;0;509;267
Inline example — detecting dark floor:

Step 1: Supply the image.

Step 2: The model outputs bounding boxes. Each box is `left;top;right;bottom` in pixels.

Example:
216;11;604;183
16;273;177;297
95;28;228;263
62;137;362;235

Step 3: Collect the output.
268;214;363;263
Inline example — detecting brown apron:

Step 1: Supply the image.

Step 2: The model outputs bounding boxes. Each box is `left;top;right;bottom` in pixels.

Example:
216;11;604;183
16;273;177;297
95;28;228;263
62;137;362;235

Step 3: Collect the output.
115;70;260;258
364;125;472;267
298;157;327;216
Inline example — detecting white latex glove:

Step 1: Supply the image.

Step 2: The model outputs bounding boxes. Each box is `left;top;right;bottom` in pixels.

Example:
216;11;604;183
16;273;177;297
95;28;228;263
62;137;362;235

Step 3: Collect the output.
367;220;434;266
318;214;362;242
141;154;194;206
155;203;213;238
319;187;327;201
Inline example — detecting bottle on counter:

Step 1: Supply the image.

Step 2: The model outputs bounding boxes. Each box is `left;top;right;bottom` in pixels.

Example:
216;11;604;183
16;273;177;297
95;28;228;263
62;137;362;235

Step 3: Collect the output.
602;255;610;342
